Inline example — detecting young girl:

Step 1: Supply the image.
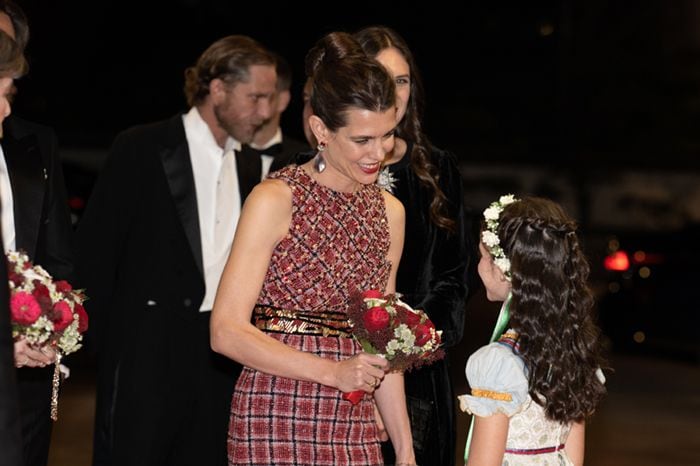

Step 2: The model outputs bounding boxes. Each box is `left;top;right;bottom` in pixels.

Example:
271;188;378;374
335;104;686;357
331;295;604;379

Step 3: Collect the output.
459;195;606;466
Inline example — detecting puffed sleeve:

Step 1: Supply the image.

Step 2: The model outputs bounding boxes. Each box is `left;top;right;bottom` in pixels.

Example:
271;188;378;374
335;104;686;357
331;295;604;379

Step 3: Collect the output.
458;343;530;417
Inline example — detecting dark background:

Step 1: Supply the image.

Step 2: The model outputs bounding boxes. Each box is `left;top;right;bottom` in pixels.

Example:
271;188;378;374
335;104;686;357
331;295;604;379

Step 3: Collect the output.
10;3;699;464
14;0;700;171
15;1;700;362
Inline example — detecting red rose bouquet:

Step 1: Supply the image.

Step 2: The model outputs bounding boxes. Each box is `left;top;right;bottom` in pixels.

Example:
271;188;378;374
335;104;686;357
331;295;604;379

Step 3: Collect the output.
7;250;88;420
343;289;444;404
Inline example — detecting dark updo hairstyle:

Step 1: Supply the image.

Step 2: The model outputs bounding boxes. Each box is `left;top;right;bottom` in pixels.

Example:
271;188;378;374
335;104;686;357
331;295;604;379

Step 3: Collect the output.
304;31;395;132
184;35;275;107
354;26;455;233
496;197;606;423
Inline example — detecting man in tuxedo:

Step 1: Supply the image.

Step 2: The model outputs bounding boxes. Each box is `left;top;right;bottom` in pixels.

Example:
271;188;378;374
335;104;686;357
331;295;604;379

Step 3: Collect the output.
76;35;277;466
237;53;308;198
0;20;28;466
0;4;75;466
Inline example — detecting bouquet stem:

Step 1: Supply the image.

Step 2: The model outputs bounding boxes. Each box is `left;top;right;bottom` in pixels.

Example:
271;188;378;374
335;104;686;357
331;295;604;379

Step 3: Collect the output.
50;353;62;421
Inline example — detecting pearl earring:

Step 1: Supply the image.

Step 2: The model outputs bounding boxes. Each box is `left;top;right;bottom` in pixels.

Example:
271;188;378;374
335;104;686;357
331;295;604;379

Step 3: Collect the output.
314;142;326;173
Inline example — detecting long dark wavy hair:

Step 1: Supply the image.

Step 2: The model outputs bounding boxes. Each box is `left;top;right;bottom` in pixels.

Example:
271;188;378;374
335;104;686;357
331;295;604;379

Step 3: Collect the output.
354;26;455;233
496;197;606;423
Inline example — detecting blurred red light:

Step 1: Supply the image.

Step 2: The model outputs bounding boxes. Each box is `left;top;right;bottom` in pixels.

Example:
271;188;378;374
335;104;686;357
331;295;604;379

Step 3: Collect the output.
68;196;85;210
604;251;630;271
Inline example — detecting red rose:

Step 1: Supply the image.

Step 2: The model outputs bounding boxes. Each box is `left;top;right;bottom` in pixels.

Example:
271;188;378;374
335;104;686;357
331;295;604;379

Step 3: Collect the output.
32;281;50;300
363;306;390;332
55;280;73;293
414;322;435;346
31;282;52;312
74;302;89;333
399;307;421;327
362;289;383;299
10;292;42;325
51;301;74;331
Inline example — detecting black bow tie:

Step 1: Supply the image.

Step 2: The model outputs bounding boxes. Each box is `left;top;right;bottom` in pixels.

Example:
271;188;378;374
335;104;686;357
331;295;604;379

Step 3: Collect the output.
239;143;283;158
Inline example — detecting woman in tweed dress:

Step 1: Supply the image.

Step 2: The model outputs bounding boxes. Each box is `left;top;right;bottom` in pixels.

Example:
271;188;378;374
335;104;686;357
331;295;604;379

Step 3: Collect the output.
211;32;416;465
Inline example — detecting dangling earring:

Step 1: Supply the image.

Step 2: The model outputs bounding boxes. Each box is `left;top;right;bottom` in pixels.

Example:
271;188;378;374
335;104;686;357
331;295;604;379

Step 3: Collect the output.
314;142;326;173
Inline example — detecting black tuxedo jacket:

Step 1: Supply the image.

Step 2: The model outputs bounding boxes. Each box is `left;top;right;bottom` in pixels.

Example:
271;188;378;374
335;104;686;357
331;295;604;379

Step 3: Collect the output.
2;116;74;466
3;116;74;280
76;114;263;461
77;113;207;359
77;113;286;353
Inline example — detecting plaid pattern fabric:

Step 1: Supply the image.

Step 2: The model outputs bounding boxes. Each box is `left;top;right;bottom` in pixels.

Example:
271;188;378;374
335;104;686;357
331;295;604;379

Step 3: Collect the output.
259;166;391;312
228;166;391;465
228;335;382;465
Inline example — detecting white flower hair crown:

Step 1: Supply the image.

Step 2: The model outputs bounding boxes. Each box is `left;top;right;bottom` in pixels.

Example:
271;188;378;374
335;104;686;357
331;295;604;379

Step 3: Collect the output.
482;194;519;279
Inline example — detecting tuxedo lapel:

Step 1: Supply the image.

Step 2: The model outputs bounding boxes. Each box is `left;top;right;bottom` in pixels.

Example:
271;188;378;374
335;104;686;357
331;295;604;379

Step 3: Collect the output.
3;132;44;258
159;118;203;277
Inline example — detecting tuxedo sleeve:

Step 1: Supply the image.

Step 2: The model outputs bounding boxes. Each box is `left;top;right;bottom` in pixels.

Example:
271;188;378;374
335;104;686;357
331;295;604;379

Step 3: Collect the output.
40;128;75;282
75;131;141;341
417;150;469;348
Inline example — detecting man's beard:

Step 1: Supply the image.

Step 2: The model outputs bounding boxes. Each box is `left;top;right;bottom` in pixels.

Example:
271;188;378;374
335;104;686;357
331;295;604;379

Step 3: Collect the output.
213;103;257;144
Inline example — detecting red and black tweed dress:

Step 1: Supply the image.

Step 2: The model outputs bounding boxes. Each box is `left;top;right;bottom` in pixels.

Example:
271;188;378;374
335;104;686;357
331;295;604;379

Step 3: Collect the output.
228;165;392;466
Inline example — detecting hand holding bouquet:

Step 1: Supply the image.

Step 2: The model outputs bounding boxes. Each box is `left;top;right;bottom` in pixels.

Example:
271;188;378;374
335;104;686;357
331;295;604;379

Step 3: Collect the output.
343;290;444;404
7;250;88;420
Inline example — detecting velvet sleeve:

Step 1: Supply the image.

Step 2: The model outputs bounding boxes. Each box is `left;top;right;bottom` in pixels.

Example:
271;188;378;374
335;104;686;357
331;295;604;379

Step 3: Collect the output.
417;149;469;348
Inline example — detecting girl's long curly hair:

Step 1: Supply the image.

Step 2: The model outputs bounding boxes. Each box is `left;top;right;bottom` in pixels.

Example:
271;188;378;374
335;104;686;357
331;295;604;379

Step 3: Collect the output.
496;197;606;423
354;26;455;233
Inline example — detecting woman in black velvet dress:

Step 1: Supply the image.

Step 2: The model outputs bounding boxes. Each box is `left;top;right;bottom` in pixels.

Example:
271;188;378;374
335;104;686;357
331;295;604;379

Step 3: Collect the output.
355;26;470;466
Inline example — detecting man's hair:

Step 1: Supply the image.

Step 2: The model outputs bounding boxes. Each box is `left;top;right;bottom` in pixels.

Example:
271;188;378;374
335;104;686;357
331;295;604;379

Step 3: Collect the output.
0;29;26;78
274;53;292;92
183;35;275;107
0;0;29;51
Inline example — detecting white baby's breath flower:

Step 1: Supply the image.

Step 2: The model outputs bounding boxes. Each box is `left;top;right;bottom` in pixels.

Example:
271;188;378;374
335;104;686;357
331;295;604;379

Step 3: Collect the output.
494;257;511;274
386;339;400;356
499;194;516;205
482;194;519;279
483;206;501;221
481;230;500;248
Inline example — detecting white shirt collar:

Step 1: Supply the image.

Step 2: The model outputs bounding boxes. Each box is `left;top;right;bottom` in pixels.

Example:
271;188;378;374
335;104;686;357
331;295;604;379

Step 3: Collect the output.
183;107;241;154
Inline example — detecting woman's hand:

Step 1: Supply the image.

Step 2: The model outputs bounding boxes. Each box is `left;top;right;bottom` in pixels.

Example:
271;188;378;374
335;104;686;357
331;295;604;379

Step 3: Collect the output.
14;339;56;368
333;352;388;393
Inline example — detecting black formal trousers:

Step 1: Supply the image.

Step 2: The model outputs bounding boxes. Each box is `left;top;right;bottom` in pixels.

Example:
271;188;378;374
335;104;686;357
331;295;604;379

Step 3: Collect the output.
2;116;74;466
76;114;242;466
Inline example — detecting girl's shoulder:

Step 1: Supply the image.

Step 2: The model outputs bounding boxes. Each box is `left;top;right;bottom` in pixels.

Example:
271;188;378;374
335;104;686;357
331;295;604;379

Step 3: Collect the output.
458;342;530;418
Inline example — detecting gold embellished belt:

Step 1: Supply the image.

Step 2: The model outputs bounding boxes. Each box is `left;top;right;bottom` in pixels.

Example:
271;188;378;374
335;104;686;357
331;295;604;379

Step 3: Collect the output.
253;305;352;338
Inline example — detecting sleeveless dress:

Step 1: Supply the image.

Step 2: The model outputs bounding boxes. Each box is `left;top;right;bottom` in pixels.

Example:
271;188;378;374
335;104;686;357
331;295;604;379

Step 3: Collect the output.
227;165;392;465
459;333;577;466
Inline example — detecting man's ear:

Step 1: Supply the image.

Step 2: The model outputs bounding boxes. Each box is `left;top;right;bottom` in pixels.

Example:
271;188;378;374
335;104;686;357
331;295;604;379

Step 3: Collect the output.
309;114;329;145
277;89;291;113
209;78;228;104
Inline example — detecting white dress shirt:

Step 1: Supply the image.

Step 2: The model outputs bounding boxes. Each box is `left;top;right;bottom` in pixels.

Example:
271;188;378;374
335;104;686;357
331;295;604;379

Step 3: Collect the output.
183;108;242;312
0;144;16;253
